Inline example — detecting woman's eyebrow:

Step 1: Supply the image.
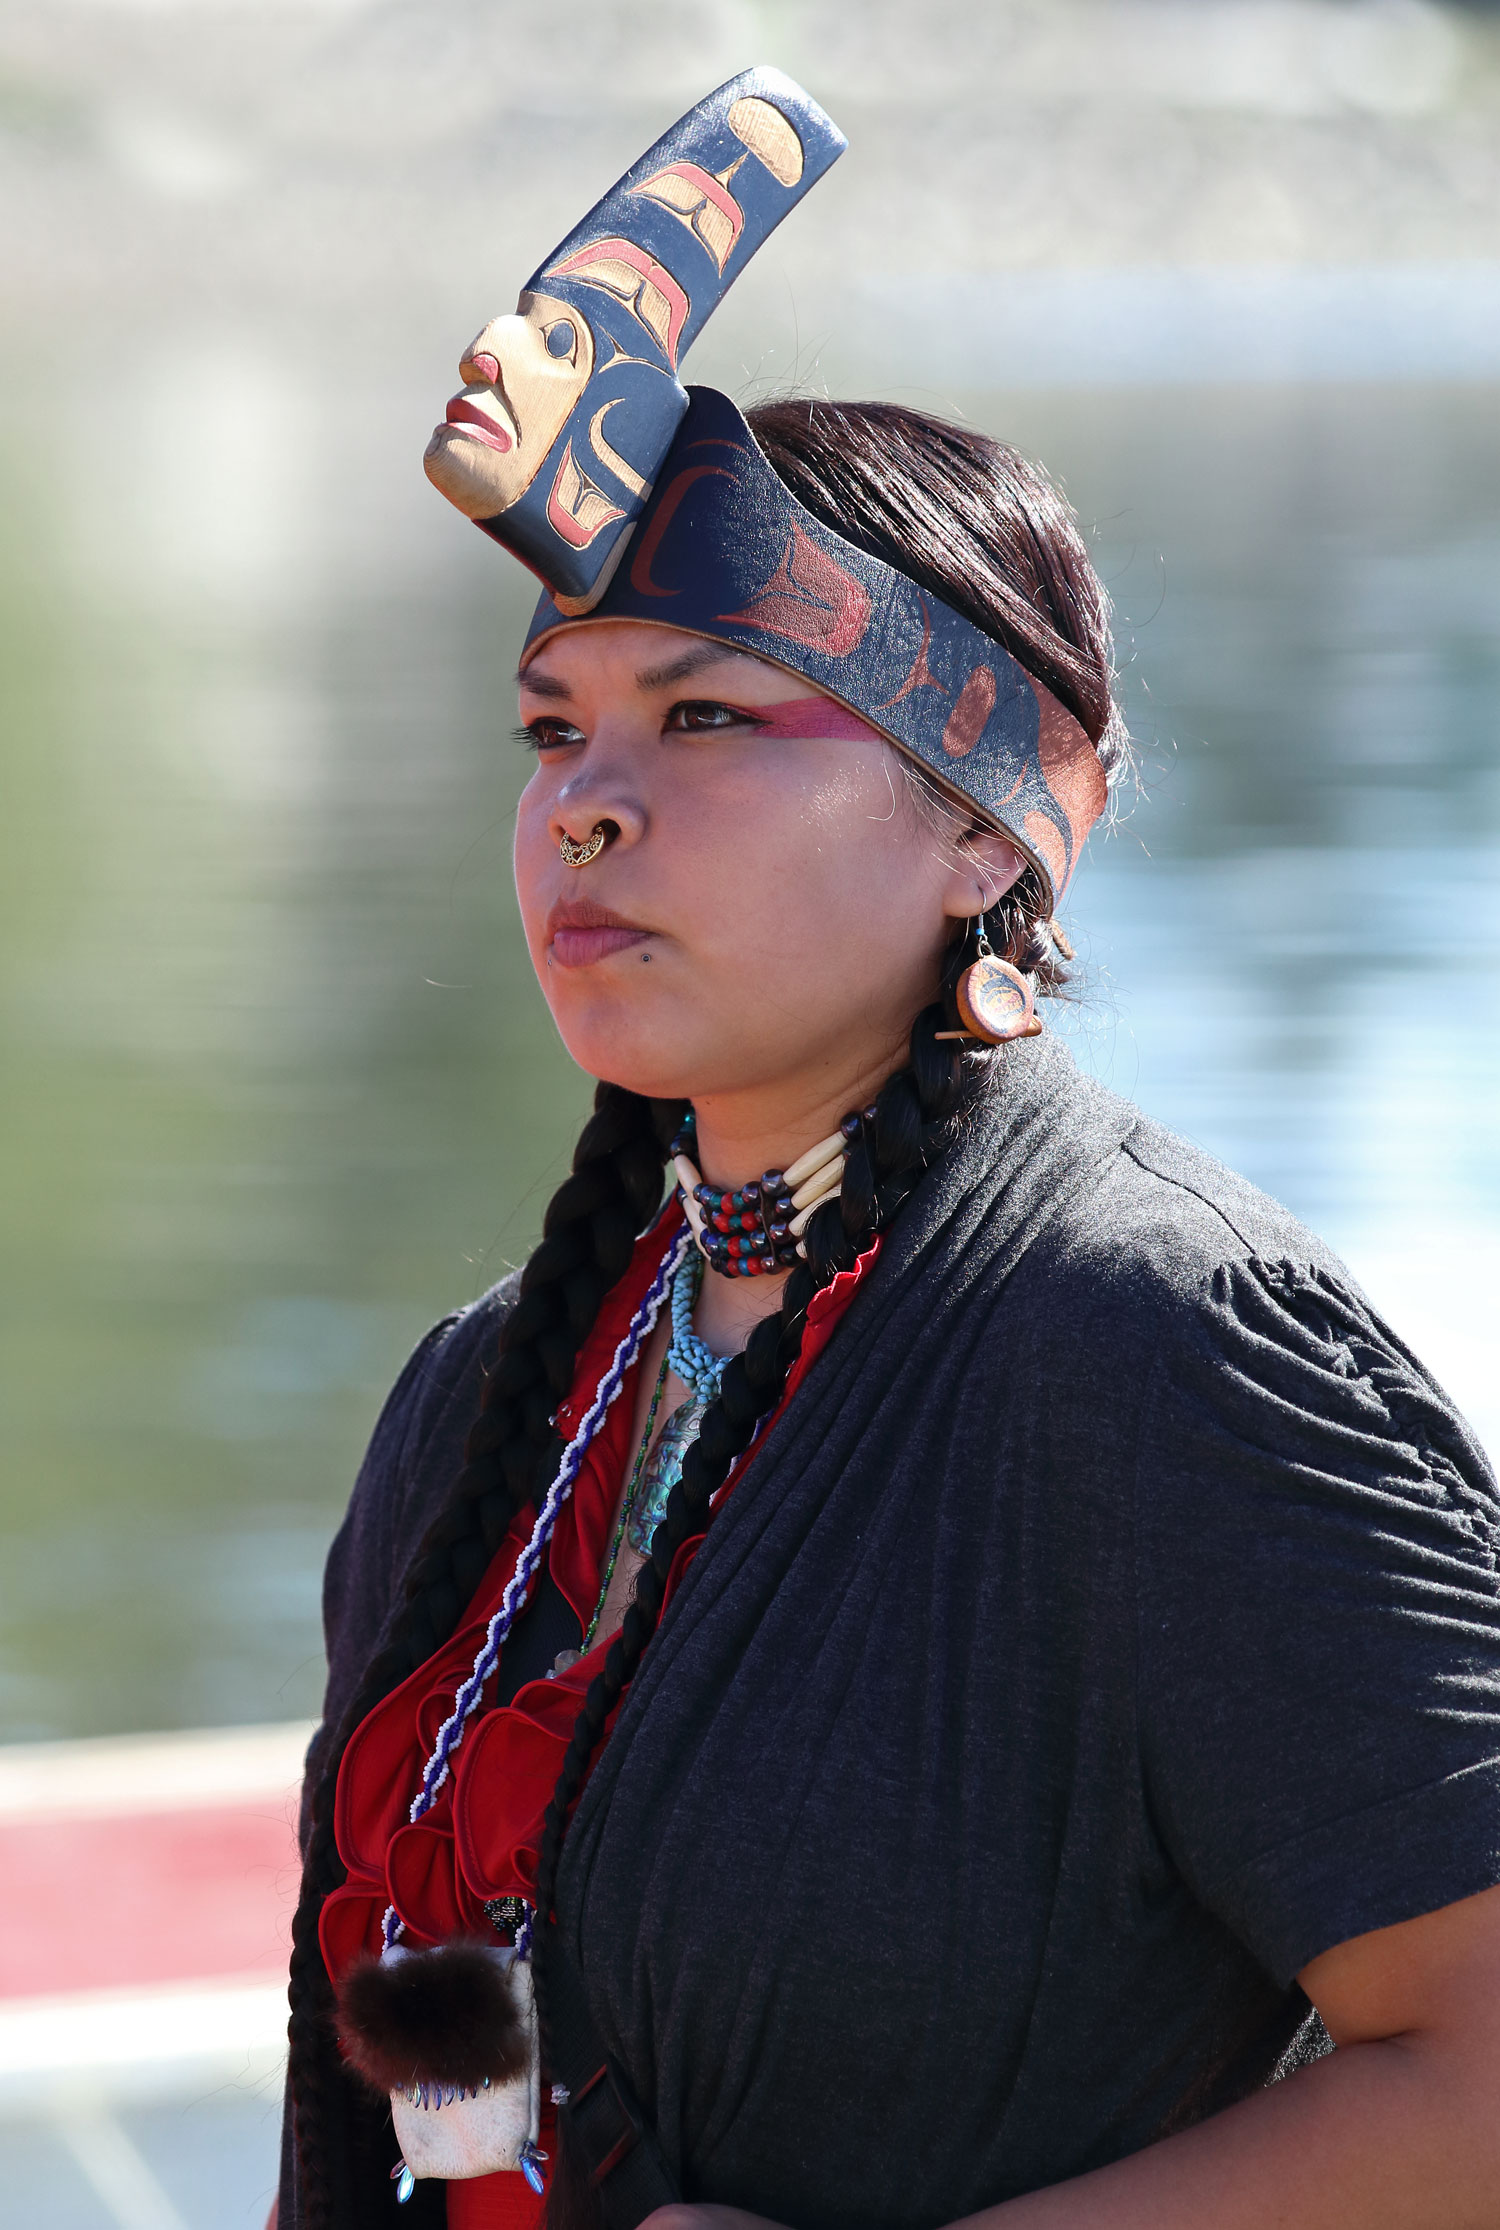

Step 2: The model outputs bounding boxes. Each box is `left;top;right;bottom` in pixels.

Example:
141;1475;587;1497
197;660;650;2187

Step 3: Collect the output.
634;642;758;692
516;641;760;700
516;666;572;701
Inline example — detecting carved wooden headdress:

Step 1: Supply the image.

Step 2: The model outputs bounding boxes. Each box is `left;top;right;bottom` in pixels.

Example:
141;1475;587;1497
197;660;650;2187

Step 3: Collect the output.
424;68;1105;907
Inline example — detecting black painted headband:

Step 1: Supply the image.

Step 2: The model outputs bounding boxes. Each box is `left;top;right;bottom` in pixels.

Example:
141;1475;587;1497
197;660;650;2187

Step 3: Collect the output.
522;385;1106;909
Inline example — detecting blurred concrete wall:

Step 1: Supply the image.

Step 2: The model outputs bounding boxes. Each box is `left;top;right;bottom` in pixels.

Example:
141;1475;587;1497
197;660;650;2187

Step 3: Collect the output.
2;0;1499;370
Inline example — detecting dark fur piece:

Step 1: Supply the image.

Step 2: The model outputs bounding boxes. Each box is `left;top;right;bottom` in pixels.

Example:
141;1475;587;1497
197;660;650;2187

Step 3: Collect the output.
335;1943;529;2096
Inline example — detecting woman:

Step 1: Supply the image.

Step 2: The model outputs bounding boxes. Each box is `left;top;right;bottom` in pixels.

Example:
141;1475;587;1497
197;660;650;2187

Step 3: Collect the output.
279;73;1500;2230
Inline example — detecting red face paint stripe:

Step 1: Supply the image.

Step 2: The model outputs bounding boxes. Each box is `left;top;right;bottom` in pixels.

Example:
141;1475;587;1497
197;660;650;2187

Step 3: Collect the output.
748;696;889;743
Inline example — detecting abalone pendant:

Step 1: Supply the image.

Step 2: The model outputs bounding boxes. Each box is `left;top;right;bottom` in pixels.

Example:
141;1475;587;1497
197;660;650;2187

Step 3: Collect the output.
627;1396;706;1555
955;954;1038;1044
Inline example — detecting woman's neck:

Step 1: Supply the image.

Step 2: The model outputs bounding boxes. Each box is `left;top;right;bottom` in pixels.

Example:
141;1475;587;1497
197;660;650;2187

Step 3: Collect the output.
683;1036;907;1356
687;1039;907;1196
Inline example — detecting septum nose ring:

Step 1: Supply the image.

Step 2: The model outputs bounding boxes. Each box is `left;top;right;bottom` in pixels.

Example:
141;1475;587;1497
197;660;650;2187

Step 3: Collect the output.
559;823;611;868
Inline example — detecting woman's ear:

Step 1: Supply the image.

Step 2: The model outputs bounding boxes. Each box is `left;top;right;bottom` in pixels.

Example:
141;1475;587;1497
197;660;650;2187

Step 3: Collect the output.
939;828;1028;926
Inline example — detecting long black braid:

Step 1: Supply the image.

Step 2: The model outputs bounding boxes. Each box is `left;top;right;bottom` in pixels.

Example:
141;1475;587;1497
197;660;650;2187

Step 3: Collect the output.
284;979;991;2230
285;1083;680;2230
284;911;1050;2230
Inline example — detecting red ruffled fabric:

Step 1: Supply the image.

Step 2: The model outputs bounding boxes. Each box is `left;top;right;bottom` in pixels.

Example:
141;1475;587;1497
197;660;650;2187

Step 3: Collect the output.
319;1207;875;2216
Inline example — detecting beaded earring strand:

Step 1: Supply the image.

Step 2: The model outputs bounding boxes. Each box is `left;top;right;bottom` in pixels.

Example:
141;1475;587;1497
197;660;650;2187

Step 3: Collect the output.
671;1109;871;1276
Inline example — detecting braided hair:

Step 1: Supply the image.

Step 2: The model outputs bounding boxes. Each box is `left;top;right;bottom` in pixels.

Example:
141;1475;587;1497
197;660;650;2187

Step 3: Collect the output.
285;1085;679;2228
282;396;1129;2229
533;1000;989;2230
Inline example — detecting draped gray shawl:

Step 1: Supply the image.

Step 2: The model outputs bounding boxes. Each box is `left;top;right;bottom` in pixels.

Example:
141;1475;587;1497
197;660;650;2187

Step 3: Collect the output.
290;1034;1500;2228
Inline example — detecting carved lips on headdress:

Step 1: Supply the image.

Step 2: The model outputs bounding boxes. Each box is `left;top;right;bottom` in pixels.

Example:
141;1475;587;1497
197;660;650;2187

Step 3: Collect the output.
425;68;1107;909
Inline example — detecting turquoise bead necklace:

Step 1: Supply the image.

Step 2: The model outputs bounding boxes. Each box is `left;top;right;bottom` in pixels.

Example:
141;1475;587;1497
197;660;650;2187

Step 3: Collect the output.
581;1248;730;1650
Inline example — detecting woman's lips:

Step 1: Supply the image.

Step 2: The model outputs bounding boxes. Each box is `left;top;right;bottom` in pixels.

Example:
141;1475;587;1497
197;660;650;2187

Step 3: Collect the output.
546;903;652;969
550;923;650;968
439;396;515;454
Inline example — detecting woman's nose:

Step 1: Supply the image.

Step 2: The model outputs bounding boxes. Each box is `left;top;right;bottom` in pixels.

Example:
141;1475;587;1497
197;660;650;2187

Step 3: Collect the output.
549;748;648;854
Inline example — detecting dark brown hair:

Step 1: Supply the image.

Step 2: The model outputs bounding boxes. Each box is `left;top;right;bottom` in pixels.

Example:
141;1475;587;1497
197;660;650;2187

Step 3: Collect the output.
750;396;1129;992
282;397;1127;2230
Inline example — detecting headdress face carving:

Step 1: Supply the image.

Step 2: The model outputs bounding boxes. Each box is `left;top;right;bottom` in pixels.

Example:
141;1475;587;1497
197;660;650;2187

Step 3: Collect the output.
423;70;846;611
424;291;597;525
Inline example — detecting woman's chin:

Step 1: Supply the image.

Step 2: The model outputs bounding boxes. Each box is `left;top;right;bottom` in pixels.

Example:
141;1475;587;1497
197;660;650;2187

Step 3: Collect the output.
548;1009;752;1104
548;1010;701;1102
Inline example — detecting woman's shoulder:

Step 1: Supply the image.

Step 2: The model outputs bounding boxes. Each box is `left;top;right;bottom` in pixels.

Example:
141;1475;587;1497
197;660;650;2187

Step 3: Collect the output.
319;1270;522;1717
1024;1091;1366;1347
1059;1097;1352;1298
382;1268;524;1471
1072;1123;1500;1985
1016;1093;1492;1499
974;1044;1360;1345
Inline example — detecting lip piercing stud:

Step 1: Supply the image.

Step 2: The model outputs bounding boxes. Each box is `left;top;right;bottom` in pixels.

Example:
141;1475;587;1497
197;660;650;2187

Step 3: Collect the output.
559;824;608;867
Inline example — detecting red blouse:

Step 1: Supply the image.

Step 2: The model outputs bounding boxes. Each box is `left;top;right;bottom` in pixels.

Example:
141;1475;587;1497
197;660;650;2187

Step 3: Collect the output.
320;1208;875;2224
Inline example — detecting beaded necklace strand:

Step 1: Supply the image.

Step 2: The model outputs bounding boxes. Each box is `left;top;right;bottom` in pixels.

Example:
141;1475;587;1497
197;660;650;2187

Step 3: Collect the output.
382;1224;692;1962
579;1248;731;1648
666;1244;730;1395
623;1249;731;1558
671;1109;866;1276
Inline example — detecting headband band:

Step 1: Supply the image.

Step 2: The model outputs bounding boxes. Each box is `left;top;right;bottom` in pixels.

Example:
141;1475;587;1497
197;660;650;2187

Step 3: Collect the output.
522;386;1106;909
425;70;1106;910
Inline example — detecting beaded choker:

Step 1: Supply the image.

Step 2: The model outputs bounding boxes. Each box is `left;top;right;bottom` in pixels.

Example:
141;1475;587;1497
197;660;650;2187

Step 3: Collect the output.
670;1108;873;1277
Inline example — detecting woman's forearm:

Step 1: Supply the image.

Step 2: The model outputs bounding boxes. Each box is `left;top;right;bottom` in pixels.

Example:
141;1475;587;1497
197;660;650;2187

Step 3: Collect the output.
961;2030;1500;2230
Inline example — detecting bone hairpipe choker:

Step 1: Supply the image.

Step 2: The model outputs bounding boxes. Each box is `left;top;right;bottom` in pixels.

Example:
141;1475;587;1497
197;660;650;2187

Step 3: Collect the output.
670;1116;860;1276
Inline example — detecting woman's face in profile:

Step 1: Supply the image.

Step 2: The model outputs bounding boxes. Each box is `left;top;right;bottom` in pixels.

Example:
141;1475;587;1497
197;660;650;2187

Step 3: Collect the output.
513;620;1022;1106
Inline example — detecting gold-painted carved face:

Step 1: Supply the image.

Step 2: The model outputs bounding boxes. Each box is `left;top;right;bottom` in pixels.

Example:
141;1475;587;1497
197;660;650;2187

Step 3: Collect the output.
423;290;596;522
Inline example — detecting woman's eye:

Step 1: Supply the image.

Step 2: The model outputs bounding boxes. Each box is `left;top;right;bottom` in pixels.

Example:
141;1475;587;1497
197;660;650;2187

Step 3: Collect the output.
516;718;585;752
664;699;764;736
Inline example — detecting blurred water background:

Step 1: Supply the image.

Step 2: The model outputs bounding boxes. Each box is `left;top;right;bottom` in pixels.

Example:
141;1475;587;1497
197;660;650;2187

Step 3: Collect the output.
3;0;1499;1745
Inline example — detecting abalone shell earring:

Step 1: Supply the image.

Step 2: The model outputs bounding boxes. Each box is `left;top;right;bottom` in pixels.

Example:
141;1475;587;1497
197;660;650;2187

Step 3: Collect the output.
949;924;1041;1045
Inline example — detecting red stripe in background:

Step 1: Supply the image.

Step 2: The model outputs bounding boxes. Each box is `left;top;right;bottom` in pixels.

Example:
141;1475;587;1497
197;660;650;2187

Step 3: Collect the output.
0;1803;299;1996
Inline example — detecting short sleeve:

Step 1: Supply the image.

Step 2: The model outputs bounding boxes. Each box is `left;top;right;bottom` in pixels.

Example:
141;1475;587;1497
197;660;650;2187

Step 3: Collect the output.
1136;1253;1500;1986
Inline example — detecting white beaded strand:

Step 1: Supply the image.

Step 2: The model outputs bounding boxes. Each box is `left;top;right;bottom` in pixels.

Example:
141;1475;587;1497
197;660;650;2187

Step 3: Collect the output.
379;1226;692;1959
